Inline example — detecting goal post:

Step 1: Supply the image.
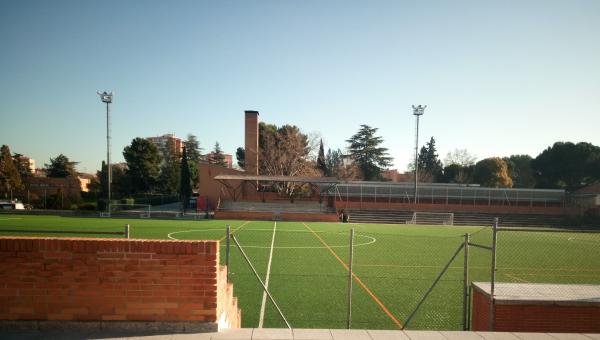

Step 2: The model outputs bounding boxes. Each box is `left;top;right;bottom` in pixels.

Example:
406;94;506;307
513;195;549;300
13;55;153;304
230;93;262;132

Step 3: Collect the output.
110;204;152;218
408;212;454;225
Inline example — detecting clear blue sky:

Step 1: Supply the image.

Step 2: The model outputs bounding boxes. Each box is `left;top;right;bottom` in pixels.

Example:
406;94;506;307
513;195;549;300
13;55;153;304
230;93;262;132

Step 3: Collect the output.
1;0;599;173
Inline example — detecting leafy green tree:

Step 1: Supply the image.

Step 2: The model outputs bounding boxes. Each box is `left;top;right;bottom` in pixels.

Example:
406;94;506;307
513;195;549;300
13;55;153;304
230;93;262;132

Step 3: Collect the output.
180;146;192;212
0;145;22;196
317;139;327;175
473;157;513;188
346;125;393;181
532;142;600;190
417;137;443;182
504;155;535;188
236;147;245;169
210;142;227;167
45;154;78;177
123;138;161;193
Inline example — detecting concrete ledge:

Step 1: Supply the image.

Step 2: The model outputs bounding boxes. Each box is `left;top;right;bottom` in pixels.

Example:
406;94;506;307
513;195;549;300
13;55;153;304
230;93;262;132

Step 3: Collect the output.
0;321;218;333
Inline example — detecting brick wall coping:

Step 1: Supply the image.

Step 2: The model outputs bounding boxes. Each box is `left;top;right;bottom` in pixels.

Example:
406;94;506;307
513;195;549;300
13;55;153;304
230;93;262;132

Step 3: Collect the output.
0;236;218;254
473;282;600;306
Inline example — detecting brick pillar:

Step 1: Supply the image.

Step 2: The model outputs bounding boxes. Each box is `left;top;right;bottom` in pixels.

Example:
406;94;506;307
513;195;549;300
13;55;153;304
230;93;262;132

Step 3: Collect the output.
244;111;259;176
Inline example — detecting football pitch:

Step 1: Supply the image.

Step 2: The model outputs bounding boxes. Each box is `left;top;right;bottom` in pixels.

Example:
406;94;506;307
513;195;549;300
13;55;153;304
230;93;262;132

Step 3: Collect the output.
1;214;599;330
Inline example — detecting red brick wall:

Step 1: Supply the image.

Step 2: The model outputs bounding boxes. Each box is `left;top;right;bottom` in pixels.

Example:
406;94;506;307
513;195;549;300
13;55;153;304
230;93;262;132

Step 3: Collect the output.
0;237;233;324
472;288;600;332
338;201;576;215
215;210;339;222
471;289;491;331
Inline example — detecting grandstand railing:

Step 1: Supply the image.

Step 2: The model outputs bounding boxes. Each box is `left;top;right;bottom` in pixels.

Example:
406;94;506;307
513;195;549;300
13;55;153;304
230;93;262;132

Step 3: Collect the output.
328;182;566;208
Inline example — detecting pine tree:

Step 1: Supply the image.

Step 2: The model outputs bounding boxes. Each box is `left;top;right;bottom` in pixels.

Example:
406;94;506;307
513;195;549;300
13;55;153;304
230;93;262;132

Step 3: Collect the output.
317;139;327;175
45;154;78;177
210;142;227;167
236;147;245;169
346;125;393;181
180;146;192;212
417;137;443;182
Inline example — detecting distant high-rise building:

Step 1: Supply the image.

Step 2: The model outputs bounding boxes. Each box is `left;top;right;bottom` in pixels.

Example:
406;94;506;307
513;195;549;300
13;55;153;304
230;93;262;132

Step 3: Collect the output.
146;134;183;158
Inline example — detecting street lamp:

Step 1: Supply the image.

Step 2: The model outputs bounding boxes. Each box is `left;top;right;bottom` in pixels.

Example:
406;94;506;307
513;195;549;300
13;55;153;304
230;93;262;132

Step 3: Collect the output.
412;105;426;204
97;91;113;213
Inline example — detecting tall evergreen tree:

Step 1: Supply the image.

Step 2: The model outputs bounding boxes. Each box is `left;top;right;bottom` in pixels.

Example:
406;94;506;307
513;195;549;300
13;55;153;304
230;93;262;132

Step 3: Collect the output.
0;145;22;197
346;125;393;181
210;142;227;167
184;134;202;188
184;134;203;162
317;139;327;175
180;146;192;212
417;137;443;182
45;154;78;177
158;139;180;194
236;147;245;169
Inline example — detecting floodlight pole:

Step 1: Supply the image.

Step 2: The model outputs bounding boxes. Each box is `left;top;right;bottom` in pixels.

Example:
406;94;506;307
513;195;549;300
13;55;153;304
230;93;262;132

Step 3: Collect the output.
412;105;426;204
98;91;113;213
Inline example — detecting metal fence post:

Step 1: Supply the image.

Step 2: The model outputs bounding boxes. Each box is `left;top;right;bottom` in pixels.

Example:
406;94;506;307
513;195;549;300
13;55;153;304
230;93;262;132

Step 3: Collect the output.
347;228;355;329
489;218;498;331
463;233;470;330
226;225;231;283
125;224;130;239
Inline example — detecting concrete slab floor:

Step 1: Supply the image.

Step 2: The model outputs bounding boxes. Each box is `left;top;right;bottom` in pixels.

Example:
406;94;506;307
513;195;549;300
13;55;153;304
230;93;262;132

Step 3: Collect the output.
1;329;599;340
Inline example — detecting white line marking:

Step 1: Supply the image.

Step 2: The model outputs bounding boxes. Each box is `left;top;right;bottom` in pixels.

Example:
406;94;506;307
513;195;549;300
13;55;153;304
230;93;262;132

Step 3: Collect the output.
168;229;377;249
258;221;277;328
0;218;23;221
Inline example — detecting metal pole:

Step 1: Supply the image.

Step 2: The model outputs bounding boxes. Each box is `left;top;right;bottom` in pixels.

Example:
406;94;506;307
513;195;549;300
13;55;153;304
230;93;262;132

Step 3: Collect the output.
414;114;419;204
347;228;355;329
412;105;425;204
489;218;498;331
106;101;111;214
231;235;291;329
226;225;231;283
463;233;470;330
125;224;130;239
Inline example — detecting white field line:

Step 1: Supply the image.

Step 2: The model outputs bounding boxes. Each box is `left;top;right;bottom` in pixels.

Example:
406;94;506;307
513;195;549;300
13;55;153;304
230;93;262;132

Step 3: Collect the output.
258;221;277;328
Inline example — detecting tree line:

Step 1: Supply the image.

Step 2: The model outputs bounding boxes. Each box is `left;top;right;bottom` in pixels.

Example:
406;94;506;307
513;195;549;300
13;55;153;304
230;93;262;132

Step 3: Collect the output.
411;138;600;191
3;124;598;205
234;123;600;192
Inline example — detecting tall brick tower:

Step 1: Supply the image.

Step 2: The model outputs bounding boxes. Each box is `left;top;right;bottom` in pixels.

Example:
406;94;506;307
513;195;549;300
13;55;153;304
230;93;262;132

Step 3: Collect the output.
244;110;259;176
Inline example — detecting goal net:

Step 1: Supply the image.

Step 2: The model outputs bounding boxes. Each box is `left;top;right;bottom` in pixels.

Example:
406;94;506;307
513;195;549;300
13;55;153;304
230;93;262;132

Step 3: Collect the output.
407;212;454;225
110;204;152;218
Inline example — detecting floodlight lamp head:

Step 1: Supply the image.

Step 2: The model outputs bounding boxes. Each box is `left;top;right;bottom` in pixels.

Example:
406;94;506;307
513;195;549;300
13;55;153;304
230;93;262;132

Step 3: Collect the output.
97;91;113;103
412;104;426;116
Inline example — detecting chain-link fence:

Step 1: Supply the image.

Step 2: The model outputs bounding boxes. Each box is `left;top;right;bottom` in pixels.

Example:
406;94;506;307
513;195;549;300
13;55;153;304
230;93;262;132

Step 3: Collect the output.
223;222;483;330
221;221;599;331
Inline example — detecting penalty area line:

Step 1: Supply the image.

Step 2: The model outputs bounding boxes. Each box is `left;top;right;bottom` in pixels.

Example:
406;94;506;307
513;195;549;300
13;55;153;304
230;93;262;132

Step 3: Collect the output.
258;221;277;328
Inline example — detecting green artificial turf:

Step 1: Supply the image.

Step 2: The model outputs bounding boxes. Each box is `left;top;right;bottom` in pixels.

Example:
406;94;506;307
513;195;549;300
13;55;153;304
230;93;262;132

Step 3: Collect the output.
1;214;599;330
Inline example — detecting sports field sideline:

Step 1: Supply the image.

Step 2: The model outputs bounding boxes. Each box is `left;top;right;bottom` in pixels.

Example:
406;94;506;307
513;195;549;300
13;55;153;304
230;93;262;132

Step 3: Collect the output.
1;214;599;330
